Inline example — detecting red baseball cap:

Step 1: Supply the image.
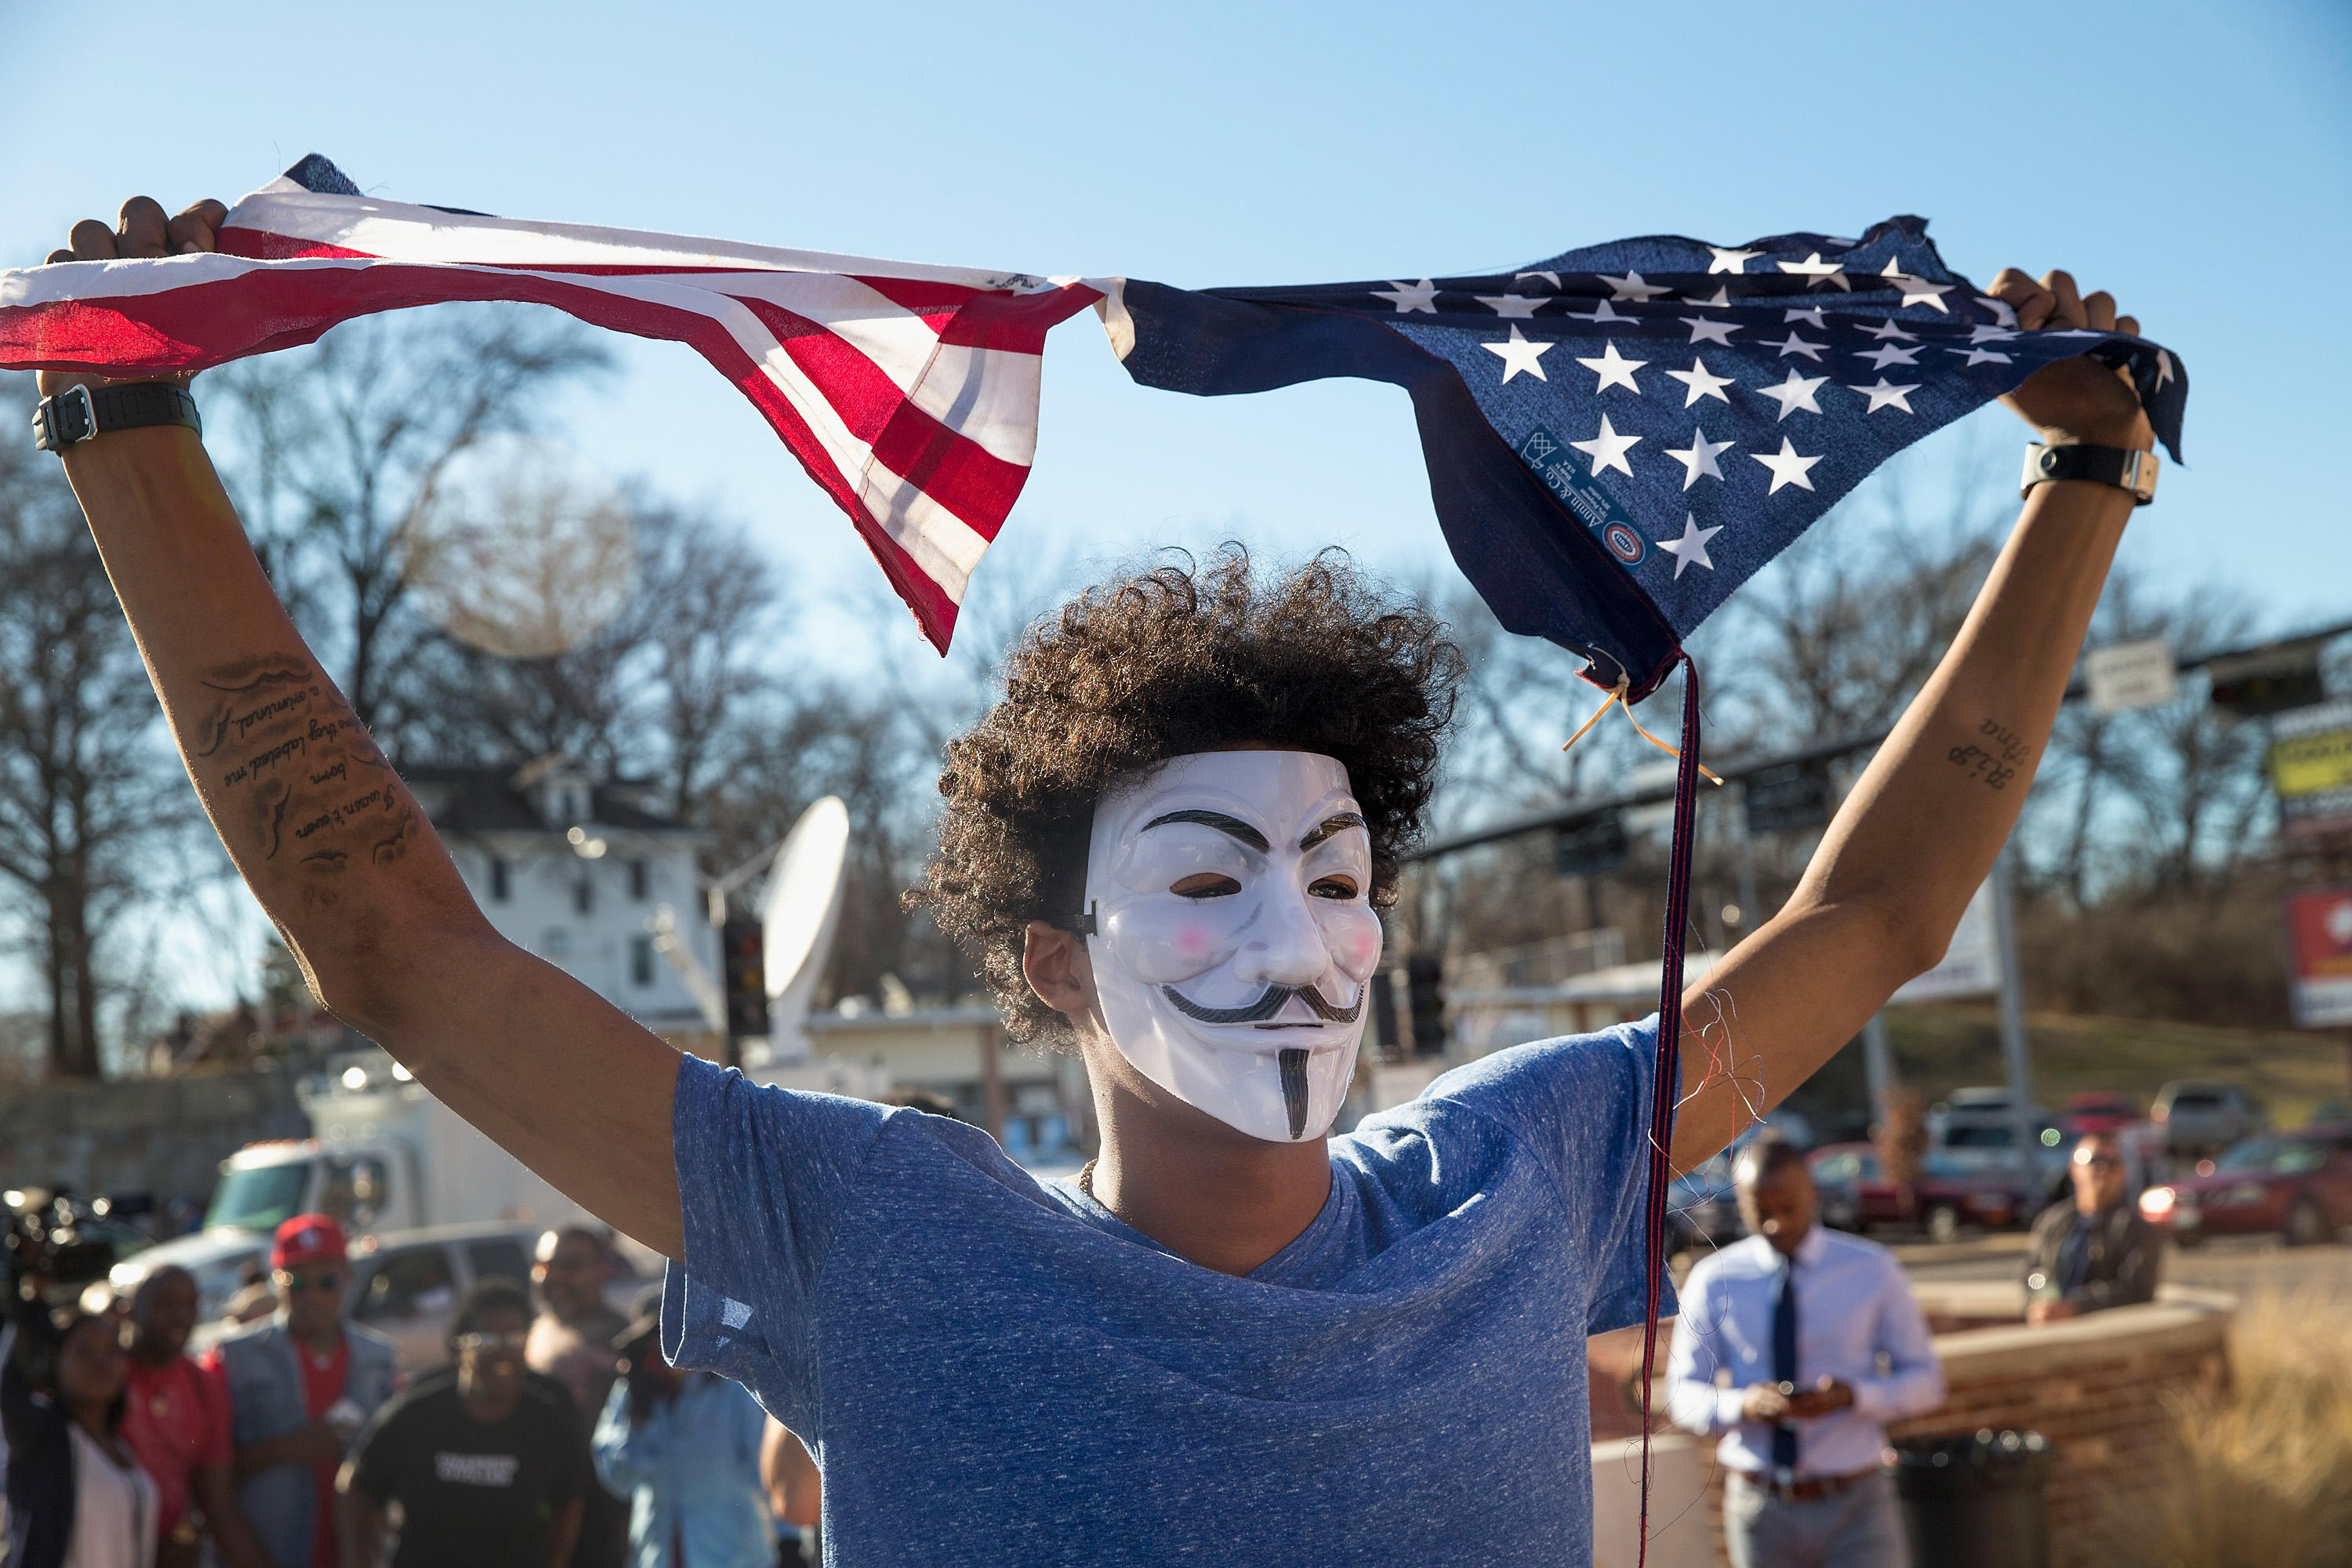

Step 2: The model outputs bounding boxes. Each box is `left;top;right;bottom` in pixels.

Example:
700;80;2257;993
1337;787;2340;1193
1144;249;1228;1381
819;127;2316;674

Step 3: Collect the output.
272;1214;349;1272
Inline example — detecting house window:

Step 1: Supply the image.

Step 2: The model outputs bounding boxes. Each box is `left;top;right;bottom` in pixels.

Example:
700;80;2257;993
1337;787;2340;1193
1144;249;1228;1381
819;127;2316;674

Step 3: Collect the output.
630;935;655;988
574;877;594;916
489;857;510;902
628;860;649;901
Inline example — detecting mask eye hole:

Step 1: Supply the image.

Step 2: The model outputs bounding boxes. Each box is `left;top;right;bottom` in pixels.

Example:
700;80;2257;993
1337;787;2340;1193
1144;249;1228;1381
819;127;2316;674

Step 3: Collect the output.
1308;876;1359;901
1171;873;1242;900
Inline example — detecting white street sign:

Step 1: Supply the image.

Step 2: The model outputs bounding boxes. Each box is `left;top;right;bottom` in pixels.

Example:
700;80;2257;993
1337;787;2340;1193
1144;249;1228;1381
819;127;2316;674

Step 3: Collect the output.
2085;637;2177;714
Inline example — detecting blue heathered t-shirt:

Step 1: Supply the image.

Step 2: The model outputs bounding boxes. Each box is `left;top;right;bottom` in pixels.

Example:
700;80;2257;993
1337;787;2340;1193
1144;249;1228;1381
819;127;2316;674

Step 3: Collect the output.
661;1015;1673;1566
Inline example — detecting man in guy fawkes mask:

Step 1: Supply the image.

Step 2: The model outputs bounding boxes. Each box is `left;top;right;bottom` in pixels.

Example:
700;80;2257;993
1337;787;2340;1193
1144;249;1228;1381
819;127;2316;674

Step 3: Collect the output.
54;191;2145;1568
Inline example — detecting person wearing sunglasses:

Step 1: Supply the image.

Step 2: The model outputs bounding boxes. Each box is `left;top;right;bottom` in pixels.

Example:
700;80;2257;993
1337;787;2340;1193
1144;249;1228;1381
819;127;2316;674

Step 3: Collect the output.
202;1217;400;1568
338;1280;590;1568
2024;1132;2161;1323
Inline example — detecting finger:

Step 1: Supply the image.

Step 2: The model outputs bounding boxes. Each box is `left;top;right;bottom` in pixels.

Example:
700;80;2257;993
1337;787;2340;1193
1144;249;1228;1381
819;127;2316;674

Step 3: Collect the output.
46;248;74;265
69;218;122;261
2041;269;2086;330
2114;314;2140;339
117;196;170;259
2082;291;2117;332
1989;267;2056;331
168;199;230;255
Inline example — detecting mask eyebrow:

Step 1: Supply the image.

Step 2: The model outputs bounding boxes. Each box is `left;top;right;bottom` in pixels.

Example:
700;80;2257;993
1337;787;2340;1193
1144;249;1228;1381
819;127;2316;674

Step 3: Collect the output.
1298;811;1367;851
1140;809;1270;853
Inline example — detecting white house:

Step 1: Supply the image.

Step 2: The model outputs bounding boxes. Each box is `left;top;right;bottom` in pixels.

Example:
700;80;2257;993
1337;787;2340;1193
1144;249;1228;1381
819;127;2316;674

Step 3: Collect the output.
402;756;720;1035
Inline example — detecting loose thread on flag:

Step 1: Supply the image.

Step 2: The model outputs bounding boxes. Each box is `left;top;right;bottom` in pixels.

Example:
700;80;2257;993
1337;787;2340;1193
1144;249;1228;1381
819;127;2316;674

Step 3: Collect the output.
1563;675;1724;786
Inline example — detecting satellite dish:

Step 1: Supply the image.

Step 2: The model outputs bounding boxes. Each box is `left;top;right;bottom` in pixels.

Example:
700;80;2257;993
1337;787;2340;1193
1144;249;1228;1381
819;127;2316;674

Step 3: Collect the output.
757;797;850;1065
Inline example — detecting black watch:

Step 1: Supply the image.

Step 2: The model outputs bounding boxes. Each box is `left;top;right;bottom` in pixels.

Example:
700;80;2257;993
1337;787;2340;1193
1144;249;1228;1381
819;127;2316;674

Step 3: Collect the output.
2020;441;2158;506
31;383;202;454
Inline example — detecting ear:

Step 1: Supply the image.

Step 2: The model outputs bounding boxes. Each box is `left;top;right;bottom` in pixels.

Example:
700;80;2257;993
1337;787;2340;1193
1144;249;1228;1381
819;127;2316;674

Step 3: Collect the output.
1022;920;1097;1020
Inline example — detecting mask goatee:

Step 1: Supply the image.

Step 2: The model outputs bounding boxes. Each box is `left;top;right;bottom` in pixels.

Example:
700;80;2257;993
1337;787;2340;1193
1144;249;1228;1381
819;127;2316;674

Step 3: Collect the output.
1279;1048;1311;1140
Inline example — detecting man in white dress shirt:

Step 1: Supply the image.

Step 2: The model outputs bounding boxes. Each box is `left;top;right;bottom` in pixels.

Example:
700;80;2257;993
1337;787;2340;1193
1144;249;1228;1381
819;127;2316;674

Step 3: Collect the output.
1668;1136;1945;1567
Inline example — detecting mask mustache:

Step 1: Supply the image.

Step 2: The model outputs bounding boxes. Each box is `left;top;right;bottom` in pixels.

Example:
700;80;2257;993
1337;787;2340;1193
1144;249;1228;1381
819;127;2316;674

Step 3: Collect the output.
1157;982;1363;1025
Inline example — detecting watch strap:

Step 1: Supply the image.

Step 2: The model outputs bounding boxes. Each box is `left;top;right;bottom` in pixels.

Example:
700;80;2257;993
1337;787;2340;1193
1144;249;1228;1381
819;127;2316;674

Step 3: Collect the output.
32;383;202;453
2020;441;2158;506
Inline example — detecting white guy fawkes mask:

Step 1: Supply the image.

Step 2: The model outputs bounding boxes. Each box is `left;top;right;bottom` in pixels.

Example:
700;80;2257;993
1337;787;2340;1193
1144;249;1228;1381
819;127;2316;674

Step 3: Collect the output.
1082;750;1383;1143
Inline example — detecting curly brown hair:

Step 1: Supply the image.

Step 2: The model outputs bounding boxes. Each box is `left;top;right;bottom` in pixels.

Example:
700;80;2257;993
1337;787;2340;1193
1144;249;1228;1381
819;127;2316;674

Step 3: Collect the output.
906;548;1464;1049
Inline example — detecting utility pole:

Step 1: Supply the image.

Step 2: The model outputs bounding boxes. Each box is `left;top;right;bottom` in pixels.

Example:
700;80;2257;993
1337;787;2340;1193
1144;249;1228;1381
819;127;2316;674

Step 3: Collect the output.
1862;1011;1894;1119
1990;842;2038;1188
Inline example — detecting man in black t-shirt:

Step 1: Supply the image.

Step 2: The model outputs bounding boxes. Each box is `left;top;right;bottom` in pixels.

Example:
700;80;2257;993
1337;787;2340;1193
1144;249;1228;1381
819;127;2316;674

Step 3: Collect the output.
338;1280;589;1568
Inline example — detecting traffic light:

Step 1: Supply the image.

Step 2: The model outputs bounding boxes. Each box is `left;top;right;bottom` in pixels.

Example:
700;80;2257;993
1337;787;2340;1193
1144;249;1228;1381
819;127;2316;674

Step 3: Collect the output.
720;917;768;1038
1406;954;1445;1059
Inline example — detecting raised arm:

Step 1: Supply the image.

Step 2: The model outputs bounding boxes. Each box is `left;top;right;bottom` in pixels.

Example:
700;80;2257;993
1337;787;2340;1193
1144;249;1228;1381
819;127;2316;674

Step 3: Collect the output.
38;198;685;1256
1671;267;2155;1171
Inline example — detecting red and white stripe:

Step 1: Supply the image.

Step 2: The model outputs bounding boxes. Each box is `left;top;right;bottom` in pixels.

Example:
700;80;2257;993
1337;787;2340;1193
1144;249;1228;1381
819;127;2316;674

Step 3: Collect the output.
0;172;1107;651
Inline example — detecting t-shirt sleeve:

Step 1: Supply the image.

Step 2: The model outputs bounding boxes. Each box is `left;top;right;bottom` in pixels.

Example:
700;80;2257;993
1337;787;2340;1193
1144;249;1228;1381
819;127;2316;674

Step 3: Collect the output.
194;1360;233;1468
345;1399;408;1504
1418;1014;1675;1334
661;1054;895;1432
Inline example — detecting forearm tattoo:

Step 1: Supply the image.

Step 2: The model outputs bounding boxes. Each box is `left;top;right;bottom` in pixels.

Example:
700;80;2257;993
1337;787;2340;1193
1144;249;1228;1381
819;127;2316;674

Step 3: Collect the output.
192;655;414;872
1946;717;2031;792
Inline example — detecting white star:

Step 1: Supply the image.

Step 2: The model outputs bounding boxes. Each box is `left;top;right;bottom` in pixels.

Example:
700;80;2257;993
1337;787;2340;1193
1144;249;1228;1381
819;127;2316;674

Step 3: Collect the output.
2155;349;2176;388
1756;368;1828;419
1767;331;1828;361
1853;342;1923;369
1752;437;1823;494
1976;295;2020;328
1599;270;1675;302
1656;514;1723;577
1847;376;1920;414
1777;252;1851;290
1372;278;1439;314
1969;325;2020;344
1664;427;1735;490
1515;270;1562;289
1681;314;1740;347
1863;318;1918;341
1708;245;1765;275
1879;257;1953;312
1784;305;1827;328
1664;356;1736;407
1948;347;2013;367
1482;325;1555;382
1570;299;1636;325
1681;285;1733;308
1574;340;1648;394
1476;292;1548;318
1569;413;1642;477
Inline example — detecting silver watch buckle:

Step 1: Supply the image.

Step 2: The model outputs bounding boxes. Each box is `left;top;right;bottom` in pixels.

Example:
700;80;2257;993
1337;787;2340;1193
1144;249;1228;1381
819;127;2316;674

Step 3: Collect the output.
33;384;99;452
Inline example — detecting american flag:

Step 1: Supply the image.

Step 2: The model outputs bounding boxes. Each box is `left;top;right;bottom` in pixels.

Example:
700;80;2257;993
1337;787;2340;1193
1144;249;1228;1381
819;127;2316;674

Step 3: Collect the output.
0;155;1106;652
1108;218;2188;700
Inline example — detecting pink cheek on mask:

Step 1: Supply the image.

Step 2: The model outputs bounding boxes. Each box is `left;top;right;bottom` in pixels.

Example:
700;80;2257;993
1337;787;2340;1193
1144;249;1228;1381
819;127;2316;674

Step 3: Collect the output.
1345;929;1380;970
1174;927;1214;962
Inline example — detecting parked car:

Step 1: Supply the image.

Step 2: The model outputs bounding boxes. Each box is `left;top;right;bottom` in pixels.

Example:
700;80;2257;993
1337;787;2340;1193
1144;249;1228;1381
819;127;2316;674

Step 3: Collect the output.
2151;1081;2268;1156
112;1229;273;1328
1806;1144;2038;1240
2060;1091;2139;1138
2139;1131;2352;1248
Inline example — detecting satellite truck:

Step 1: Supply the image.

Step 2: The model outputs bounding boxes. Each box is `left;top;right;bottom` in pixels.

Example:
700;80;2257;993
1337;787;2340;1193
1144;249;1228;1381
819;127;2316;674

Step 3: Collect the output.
111;798;862;1320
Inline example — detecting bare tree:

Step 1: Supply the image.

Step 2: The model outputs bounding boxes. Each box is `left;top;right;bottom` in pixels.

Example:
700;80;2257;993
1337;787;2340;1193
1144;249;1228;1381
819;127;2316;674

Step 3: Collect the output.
206;305;610;749
0;377;184;1078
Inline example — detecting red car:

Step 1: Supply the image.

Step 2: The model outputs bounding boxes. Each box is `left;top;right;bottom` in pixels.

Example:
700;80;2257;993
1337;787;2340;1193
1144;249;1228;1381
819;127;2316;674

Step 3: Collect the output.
2061;1091;2138;1138
2139;1129;2352;1247
1807;1143;2036;1239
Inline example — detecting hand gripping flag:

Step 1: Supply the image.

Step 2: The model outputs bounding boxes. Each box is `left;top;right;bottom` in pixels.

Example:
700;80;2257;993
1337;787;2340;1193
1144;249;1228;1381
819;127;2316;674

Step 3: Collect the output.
1100;226;2186;1560
0;155;1105;653
1102;221;2186;700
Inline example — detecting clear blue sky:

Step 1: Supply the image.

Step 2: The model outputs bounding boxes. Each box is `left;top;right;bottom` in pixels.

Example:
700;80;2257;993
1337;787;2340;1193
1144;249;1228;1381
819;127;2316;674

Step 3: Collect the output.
4;0;2349;1024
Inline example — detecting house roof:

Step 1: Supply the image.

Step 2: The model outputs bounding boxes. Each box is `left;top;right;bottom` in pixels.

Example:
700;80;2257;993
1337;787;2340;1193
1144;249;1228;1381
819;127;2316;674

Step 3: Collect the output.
401;760;695;837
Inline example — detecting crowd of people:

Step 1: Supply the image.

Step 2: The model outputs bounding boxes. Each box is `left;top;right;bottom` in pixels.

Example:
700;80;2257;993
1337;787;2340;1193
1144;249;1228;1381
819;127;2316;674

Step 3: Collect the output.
3;1217;818;1568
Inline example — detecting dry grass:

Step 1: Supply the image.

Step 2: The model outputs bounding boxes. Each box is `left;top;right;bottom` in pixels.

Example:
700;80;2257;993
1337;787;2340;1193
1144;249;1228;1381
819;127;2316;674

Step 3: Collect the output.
2113;1290;2352;1567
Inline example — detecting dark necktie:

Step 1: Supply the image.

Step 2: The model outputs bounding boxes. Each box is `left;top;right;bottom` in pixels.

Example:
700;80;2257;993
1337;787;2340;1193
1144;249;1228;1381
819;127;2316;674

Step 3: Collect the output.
1771;1253;1799;1476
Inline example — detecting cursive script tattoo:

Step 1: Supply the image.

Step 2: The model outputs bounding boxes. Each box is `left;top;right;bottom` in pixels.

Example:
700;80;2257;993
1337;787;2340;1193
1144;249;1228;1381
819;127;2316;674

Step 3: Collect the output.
199;656;415;873
1947;717;2032;791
